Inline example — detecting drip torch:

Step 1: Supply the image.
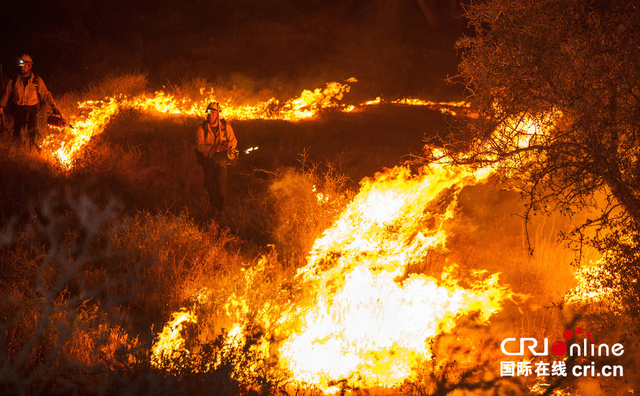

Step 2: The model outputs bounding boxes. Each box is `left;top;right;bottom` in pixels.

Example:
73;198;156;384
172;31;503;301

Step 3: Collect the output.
47;113;75;130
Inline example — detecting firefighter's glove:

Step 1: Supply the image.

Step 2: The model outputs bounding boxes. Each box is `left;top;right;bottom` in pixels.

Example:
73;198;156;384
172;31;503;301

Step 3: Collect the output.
52;107;61;116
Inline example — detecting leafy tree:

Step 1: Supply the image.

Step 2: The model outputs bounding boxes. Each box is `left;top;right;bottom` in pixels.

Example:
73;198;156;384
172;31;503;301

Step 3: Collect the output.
439;0;640;317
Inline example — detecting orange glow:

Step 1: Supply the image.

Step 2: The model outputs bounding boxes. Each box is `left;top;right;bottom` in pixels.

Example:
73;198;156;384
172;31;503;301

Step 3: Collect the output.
150;308;197;369
44;78;563;392
74;79;601;393
39;80;473;169
151;160;516;393
277;164;510;391
564;255;620;311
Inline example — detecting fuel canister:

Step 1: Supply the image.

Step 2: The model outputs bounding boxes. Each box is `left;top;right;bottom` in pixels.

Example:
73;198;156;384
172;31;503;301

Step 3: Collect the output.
47;114;66;128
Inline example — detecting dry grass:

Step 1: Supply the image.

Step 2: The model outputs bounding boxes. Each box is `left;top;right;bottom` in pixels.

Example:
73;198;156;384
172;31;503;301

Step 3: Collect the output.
83;72;149;99
259;159;354;268
0;72;635;395
0;135;65;226
0;190;254;394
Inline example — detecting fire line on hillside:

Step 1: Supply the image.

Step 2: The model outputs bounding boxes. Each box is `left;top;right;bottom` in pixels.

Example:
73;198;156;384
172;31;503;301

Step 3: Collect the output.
40;79;475;169
35;78;612;394
150;155;519;393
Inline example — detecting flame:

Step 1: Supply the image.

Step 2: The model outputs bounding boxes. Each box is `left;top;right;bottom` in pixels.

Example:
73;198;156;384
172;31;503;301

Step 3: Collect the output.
39;79;473;170
50;77;535;391
279;265;512;391
312;185;331;204
242;146;259;154
150;308;197;368
134;86;569;391
564;254;621;312
150;160;516;392
139;84;613;393
276;163;512;391
391;98;478;117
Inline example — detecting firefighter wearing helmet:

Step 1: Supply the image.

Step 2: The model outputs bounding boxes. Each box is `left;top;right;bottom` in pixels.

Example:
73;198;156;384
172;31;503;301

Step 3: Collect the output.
195;102;238;219
0;54;61;149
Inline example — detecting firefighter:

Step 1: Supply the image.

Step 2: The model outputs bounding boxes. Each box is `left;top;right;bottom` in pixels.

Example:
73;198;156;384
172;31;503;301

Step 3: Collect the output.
196;102;237;218
0;54;60;148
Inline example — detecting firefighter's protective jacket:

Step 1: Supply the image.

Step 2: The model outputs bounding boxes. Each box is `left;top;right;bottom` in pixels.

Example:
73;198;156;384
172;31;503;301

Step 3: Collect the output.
0;73;57;109
196;120;237;158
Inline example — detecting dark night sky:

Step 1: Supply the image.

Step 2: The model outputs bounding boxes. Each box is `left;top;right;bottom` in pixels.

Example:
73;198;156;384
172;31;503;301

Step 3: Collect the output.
1;0;469;98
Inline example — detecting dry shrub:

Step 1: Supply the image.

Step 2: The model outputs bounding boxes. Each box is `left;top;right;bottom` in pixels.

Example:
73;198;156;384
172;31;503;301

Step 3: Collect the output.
50;91;82;124
68;138;126;177
404;318;528;396
83;72;149;99
151;250;296;394
0;192;139;395
0;190;253;395
65;111;203;214
109;211;243;324
0;135;64;225
264;161;353;268
64;137;151;210
165;75;215;104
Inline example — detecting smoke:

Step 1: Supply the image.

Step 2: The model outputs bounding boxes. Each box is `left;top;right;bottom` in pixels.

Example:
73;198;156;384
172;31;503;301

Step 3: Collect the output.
2;0;467;99
446;181;585;305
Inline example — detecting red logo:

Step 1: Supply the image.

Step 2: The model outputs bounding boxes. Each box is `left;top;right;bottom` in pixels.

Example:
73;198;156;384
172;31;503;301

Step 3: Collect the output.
551;327;594;356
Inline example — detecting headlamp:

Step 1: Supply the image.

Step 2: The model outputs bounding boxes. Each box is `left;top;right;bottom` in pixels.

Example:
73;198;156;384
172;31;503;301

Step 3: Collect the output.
206;102;220;114
18;55;33;66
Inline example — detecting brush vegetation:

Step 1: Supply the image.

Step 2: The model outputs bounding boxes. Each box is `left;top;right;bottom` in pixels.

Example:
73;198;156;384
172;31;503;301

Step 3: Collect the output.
0;73;636;395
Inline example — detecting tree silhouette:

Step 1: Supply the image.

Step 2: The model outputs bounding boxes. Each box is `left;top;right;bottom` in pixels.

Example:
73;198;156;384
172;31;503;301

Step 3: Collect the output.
440;0;640;316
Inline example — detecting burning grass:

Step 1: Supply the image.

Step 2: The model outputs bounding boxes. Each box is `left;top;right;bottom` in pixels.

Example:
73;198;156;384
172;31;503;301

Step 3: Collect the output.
1;73;638;395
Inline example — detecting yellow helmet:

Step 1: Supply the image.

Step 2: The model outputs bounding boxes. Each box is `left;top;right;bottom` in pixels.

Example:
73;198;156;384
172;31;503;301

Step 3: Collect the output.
18;54;33;66
206;102;220;114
